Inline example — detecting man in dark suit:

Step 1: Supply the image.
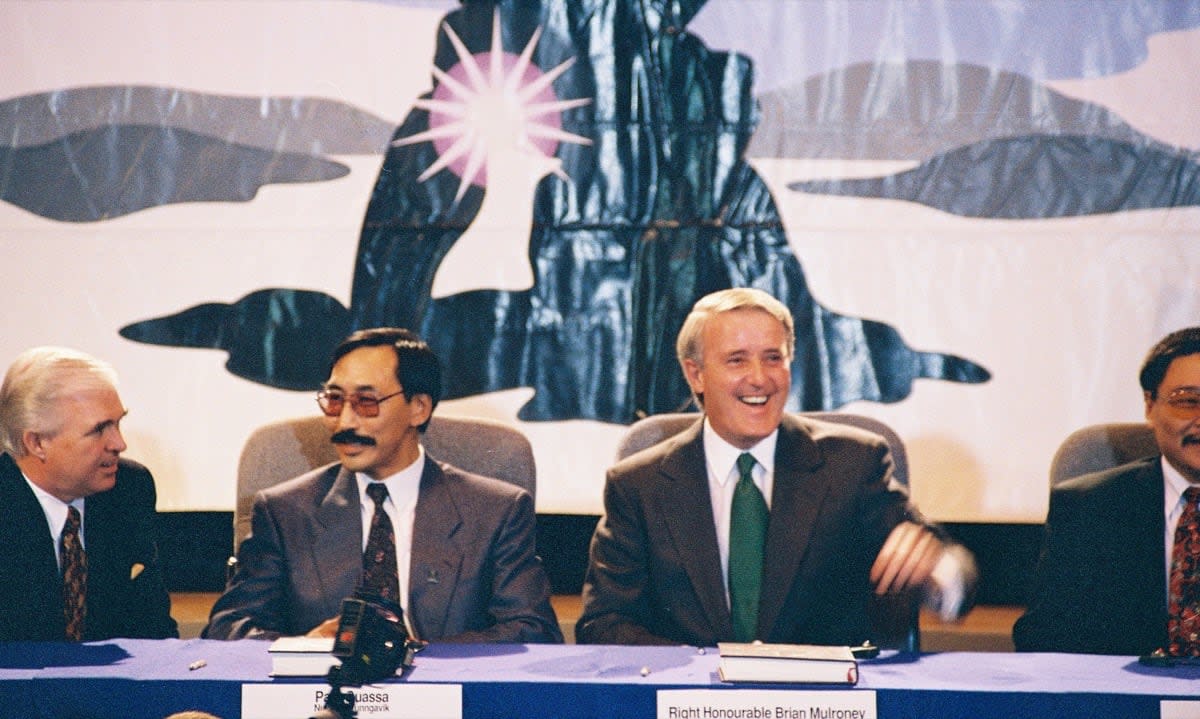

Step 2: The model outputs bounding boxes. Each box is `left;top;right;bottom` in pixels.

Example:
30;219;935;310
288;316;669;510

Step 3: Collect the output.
576;288;974;646
204;328;561;642
1014;327;1200;655
0;347;177;641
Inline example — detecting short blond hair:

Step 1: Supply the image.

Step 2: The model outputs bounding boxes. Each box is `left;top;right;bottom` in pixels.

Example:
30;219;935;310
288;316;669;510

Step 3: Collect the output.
675;288;795;408
0;347;119;457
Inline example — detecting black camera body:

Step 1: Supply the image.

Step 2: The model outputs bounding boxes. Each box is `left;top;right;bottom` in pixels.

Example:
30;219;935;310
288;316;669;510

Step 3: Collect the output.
330;593;419;686
311;592;424;719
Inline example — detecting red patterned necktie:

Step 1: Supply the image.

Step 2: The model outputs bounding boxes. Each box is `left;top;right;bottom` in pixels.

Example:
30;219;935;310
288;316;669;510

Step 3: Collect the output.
1168;486;1200;656
361;483;400;603
61;506;87;641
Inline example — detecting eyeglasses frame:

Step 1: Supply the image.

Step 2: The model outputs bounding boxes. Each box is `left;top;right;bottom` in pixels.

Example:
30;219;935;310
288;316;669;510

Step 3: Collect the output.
316;389;406;418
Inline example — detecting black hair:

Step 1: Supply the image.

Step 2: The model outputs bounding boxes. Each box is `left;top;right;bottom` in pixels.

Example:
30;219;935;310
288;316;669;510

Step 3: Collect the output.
1138;327;1200;398
328;327;442;431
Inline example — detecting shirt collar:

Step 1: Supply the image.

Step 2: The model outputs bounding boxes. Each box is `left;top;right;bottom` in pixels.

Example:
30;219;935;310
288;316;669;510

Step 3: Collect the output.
1162;455;1198;509
22;471;84;537
701;418;778;486
356;445;425;502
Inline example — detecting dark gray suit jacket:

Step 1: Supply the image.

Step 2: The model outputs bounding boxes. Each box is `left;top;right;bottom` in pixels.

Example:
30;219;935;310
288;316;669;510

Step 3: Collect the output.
576;414;921;646
204;454;561;643
1013;457;1167;655
0;453;177;641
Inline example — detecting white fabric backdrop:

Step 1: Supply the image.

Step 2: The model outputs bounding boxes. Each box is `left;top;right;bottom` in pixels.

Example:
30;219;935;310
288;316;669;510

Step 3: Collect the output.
2;1;1198;520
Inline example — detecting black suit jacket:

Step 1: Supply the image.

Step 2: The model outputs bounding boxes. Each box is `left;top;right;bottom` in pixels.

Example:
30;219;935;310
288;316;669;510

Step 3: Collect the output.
204;455;561;643
0;453;177;641
1013;457;1167;655
576;414;922;646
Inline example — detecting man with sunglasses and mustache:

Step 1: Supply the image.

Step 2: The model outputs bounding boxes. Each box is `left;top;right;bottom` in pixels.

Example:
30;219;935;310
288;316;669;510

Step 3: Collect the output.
1014;327;1200;656
204;328;561;643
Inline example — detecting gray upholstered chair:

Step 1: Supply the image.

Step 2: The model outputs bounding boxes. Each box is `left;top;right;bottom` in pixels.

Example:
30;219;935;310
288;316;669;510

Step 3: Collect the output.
1048;422;1158;486
614;411;920;652
234;414;537;551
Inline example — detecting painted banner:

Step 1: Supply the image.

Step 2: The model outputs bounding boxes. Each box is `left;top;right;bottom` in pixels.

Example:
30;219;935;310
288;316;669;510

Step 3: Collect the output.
2;0;1198;520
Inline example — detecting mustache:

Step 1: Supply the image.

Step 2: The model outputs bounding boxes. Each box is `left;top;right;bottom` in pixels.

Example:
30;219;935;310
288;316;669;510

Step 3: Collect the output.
331;430;376;446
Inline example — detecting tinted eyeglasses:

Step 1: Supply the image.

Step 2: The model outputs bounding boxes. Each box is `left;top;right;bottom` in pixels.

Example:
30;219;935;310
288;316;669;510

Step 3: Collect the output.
316;389;404;418
1161;388;1200;420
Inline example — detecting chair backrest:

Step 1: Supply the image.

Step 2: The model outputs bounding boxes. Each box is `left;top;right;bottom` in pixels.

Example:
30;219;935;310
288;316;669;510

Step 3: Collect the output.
1049;422;1158;486
234;414;536;549
614;410;918;651
616;411;909;486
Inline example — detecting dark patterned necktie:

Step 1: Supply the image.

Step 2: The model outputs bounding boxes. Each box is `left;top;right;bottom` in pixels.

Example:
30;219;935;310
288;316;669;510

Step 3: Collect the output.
729;452;768;642
61;506;87;641
361;482;400;603
1168;486;1200;656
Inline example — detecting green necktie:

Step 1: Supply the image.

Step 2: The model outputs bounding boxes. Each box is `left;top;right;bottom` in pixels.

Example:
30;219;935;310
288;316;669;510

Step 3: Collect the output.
729;452;768;642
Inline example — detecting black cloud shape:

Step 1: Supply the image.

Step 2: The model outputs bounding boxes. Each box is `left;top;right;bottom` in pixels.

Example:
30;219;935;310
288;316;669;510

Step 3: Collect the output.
119;289;350;391
752;61;1152;162
788;134;1200;218
0;124;349;222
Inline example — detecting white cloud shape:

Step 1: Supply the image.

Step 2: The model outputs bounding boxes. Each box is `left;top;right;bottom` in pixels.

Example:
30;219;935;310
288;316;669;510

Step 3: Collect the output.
1047;28;1200;150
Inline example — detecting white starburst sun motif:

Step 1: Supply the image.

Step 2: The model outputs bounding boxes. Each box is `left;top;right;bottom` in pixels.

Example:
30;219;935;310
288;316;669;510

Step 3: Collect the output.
393;10;592;299
394;10;592;201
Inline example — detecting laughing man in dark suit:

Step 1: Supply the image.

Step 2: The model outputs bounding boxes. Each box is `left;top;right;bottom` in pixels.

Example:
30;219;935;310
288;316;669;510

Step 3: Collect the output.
577;288;974;646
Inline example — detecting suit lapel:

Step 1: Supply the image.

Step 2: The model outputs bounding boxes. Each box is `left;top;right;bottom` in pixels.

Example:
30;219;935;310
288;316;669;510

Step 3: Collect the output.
311;466;364;613
758;416;831;637
657;423;733;639
0;458;60;577
1130;460;1168;624
82;488;116;630
409;458;463;639
0;457;63;635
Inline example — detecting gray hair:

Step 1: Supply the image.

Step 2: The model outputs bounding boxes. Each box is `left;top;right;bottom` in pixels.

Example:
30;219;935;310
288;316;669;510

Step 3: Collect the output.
675;288;795;408
0;347;119;457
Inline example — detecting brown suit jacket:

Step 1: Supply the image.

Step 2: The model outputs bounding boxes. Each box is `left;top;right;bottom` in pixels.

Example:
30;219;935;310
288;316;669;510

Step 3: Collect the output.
576;414;920;646
204;454;561;642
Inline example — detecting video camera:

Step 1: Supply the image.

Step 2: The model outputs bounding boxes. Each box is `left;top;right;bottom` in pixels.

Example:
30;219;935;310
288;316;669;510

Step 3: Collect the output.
310;592;425;719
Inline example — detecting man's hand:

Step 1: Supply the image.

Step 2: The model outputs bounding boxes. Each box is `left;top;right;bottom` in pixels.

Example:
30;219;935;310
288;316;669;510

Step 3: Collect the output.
869;522;944;595
305;616;341;638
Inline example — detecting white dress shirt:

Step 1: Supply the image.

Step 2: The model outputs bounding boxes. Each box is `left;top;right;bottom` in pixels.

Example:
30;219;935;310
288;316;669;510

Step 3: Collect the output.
355;446;423;633
24;473;85;571
701;419;778;607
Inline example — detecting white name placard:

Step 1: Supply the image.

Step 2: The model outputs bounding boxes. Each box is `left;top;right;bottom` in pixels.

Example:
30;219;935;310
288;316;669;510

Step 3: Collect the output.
1162;700;1200;719
242;682;462;719
657;689;876;719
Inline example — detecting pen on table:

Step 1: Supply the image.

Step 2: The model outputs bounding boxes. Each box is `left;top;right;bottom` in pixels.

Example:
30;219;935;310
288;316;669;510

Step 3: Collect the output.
188;659;207;671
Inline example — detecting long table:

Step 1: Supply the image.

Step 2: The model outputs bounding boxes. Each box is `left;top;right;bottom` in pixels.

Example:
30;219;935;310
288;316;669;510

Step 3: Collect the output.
0;639;1197;719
